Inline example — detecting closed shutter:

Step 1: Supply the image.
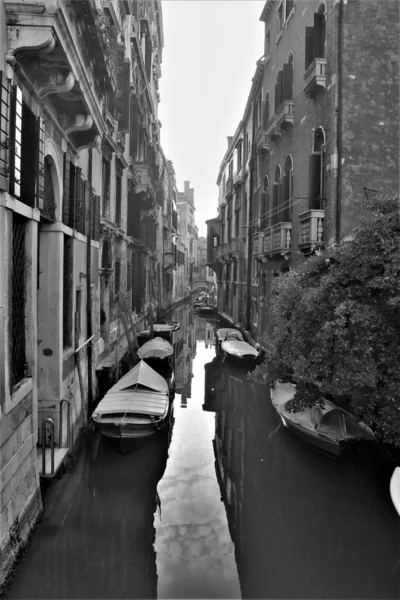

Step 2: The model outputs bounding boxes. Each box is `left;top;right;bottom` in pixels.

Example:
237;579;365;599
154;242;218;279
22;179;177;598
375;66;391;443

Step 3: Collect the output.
283;63;293;101
63;153;70;225
281;174;290;221
10;86;22;198
0;72;10;191
263;97;270;128
272;182;279;225
274;71;283;112
75;167;83;233
37;117;45;209
308;153;321;209
84;180;91;236
119;59;131;133
93;194;100;240
20;103;37;206
305;27;314;70
314;13;325;59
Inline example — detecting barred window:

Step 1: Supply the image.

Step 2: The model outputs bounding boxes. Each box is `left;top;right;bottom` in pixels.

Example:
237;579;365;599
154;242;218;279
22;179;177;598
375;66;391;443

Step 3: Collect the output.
63;235;73;348
10;214;27;388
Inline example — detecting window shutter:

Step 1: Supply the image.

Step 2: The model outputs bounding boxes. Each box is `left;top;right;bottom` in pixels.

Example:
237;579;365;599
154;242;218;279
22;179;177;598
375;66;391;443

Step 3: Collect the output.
281;174;290;221
84;180;91;236
274;71;283;112
263;97;270;129
282;63;293;101
313;13;325;59
37;117;45;209
305;27;314;70
272;182;279;225
75;167;83;233
10;86;22;198
63;153;70;225
119;59;131;133
93;194;100;240
0;72;10;191
308;153;321;209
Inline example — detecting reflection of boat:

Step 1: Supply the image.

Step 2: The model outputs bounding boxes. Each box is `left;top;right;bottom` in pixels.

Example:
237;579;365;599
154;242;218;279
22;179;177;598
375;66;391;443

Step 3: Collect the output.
138;323;177;345
220;339;259;368
196;304;217;317
92;361;171;439
390;467;400;516
270;381;376;457
137;337;174;380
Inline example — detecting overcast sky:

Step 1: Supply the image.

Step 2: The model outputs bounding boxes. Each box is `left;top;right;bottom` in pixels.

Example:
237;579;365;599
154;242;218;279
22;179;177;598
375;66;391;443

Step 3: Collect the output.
158;0;265;237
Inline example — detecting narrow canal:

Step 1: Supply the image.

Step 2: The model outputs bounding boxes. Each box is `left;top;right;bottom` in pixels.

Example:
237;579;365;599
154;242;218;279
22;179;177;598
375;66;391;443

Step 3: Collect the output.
3;302;400;599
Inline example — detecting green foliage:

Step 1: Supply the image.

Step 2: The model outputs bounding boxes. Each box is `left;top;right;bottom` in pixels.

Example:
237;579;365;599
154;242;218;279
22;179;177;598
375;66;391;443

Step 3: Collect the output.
252;196;400;446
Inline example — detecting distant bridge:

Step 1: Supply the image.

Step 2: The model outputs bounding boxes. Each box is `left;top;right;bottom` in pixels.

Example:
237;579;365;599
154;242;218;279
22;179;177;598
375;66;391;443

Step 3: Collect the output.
191;280;214;292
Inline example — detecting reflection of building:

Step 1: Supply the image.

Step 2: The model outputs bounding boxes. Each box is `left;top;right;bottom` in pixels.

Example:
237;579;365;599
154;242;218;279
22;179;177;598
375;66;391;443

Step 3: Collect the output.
173;303;196;401
177;180;197;292
205;323;215;349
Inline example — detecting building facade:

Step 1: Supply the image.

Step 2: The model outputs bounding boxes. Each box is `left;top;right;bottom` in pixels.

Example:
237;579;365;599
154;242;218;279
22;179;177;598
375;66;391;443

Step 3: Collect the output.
208;0;399;347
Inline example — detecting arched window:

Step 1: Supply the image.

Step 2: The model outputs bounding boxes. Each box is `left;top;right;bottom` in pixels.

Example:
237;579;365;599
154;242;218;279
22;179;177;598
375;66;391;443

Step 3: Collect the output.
261;175;269;229
102;239;111;269
263;92;270;129
275;56;293;112
42;156;56;222
272;166;281;225
281;156;293;222
309;127;326;209
305;6;326;70
212;234;220;248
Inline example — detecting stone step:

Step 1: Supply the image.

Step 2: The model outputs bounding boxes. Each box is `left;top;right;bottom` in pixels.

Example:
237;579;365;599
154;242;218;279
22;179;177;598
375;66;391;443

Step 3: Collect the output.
37;447;69;478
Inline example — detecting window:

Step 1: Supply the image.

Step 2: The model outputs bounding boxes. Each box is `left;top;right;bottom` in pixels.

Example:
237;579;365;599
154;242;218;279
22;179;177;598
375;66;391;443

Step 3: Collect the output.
305;10;326;70
278;0;295;30
309;128;326;209
102;158;111;218
10;214;27;388
75;289;82;346
115;257;121;296
127;262;132;292
272;166;281;225
63;235;73;348
115;174;122;226
265;27;271;57
282;156;293;222
0;71;10;192
263;92;270;128
213;234;220;247
277;2;284;31
235;208;240;239
274;59;293;112
237;141;242;171
261;176;269;229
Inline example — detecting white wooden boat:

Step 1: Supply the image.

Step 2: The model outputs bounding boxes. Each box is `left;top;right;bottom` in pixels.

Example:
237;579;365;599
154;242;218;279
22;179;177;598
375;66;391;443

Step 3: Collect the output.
220;339;259;367
390;466;400;516
137;337;174;379
270;381;376;456
92;361;170;439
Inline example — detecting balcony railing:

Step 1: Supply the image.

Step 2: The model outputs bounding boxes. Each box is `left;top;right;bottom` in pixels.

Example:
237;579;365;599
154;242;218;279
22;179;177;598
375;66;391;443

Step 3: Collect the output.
275;100;294;129
304;58;327;98
253;231;265;256
298;209;324;250
264;222;292;255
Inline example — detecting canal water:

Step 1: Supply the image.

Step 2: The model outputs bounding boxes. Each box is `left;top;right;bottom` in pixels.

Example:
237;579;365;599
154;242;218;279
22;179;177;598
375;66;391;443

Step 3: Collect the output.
3;303;400;599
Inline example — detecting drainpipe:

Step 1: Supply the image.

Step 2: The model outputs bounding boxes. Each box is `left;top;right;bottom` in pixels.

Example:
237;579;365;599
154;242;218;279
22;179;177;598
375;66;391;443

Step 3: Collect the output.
246;102;256;331
336;0;344;244
87;148;93;416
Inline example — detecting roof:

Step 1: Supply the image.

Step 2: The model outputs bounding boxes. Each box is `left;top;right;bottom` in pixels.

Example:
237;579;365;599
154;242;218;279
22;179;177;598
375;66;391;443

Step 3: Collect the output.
109;360;169;394
137;337;173;359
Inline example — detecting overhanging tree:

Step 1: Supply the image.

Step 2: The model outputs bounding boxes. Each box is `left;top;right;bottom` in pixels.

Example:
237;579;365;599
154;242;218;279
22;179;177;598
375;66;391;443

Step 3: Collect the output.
252;195;400;446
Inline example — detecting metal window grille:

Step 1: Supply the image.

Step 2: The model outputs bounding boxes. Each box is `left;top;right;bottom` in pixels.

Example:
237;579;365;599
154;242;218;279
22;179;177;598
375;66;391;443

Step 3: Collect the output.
63;235;73;348
42;157;56;221
10;214;26;388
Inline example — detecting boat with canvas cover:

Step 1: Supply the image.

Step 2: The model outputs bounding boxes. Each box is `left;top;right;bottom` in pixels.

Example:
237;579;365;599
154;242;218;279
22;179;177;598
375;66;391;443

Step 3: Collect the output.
92;360;171;439
216;328;244;356
270;381;376;456
137;336;174;379
220;339;259;368
137;323;177;345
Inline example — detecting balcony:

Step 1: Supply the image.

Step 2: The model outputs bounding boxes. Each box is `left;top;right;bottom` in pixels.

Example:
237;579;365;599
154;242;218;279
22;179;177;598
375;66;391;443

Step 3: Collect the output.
233;168;245;188
304;58;327;99
134;162;157;198
255;124;270;153
263;223;292;255
252;231;265;256
298;209;324;251
276;100;294;129
266;115;282;141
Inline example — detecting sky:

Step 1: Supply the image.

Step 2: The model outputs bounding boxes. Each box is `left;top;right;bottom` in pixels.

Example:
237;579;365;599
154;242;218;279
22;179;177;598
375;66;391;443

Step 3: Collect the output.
158;0;265;237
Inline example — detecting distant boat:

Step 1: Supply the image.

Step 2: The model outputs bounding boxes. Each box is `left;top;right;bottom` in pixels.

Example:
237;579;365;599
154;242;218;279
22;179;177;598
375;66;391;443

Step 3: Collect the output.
220;339;259;368
92;361;172;439
137;323;177;345
270;381;376;457
137;336;174;380
390;467;400;516
196;304;217;317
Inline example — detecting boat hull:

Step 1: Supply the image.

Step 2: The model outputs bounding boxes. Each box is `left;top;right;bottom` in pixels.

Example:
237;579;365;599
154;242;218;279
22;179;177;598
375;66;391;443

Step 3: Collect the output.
278;410;342;456
222;352;258;369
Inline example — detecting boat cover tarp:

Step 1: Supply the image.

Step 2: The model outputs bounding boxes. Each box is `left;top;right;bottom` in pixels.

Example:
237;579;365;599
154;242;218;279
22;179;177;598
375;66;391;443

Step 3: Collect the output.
271;381;375;440
137;337;173;359
93;390;168;418
139;324;175;336
217;328;244;342
221;339;259;358
109;360;169;394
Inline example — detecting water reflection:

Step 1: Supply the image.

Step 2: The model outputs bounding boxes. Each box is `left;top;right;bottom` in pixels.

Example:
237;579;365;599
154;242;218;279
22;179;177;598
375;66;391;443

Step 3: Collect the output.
207;356;400;599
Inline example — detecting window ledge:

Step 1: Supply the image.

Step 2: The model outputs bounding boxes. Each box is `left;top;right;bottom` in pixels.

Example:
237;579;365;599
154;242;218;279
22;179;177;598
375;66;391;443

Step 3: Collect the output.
6;378;33;415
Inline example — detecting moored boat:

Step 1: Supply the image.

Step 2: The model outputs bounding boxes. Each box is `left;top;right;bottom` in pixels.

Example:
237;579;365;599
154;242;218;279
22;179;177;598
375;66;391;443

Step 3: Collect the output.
220;338;259;368
92;360;171;439
137;336;174;379
390;466;400;516
137;323;176;345
196;304;218;317
270;381;376;457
